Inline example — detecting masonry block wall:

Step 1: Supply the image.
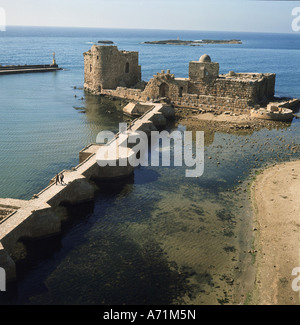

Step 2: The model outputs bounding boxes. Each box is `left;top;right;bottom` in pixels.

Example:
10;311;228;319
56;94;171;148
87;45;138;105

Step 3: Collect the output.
187;75;275;103
189;60;219;82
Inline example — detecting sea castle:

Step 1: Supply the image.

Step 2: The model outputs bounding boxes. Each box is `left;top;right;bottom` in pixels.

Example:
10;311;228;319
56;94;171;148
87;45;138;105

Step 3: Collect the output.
83;45;298;115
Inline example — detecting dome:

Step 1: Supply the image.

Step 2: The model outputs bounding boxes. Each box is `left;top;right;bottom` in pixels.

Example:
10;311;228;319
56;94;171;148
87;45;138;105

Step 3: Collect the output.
199;54;211;63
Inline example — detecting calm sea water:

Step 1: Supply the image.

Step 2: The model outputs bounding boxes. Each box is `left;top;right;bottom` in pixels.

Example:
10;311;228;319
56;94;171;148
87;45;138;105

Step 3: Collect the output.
0;27;300;305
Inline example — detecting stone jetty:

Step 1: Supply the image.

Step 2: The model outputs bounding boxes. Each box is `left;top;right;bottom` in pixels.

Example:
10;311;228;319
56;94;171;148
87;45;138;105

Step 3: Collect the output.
0;64;62;75
0;54;62;75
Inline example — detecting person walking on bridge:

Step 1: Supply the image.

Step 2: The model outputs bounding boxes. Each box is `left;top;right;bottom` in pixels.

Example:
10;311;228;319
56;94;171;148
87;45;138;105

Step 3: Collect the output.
55;173;60;185
60;172;65;185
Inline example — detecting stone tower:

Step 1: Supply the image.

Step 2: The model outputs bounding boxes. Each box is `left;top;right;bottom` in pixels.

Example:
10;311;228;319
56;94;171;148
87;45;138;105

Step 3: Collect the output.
188;54;219;82
84;45;141;93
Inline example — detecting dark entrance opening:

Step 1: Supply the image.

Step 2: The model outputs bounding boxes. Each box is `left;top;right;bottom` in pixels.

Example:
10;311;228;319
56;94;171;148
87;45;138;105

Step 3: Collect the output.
159;83;169;98
179;87;183;97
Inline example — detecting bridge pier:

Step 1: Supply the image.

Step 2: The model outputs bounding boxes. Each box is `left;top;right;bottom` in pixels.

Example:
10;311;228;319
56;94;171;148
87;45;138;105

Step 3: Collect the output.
0;243;16;282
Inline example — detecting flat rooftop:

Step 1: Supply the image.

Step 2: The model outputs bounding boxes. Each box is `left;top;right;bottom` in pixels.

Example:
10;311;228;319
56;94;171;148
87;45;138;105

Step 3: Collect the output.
220;72;273;82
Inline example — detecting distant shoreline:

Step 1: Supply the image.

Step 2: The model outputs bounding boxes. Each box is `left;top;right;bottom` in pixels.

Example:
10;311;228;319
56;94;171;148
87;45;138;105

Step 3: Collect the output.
143;39;242;46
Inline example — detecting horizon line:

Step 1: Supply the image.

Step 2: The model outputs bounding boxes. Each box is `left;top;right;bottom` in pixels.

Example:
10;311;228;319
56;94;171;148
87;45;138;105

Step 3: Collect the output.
3;25;299;36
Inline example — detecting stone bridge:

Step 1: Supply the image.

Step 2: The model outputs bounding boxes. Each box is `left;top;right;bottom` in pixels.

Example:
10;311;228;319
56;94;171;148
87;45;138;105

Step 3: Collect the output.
0;102;174;281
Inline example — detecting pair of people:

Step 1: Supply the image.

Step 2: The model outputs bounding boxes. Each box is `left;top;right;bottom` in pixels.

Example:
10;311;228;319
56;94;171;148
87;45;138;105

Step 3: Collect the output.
55;173;65;185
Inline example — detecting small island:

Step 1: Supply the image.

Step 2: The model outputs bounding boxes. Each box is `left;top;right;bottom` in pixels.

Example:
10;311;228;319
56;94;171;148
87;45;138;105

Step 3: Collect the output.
98;40;114;44
143;39;242;46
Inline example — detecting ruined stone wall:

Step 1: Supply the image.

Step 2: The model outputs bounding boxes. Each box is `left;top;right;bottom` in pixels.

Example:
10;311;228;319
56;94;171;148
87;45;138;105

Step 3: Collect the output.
142;71;189;100
84;45;141;92
171;94;250;112
143;73;181;99
261;74;276;99
99;75;274;112
101;87;146;102
101;86;250;112
187;74;275;104
139;70;275;109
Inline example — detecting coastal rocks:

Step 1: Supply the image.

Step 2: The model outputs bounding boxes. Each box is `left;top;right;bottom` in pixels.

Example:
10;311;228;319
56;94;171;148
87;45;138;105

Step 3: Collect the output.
225;277;235;285
230;124;251;130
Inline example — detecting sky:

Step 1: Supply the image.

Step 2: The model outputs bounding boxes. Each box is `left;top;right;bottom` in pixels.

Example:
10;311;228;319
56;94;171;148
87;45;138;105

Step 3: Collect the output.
0;0;299;33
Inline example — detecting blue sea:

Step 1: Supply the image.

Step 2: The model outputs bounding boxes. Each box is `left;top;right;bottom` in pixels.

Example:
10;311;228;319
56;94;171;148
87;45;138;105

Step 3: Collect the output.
0;26;300;305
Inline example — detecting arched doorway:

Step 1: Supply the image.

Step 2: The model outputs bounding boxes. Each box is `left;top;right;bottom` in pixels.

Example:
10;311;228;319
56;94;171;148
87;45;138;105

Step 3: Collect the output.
159;83;169;98
179;87;183;97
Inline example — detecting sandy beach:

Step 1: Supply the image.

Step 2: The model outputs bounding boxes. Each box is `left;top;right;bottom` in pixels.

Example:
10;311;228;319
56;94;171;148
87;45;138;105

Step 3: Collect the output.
251;160;300;305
